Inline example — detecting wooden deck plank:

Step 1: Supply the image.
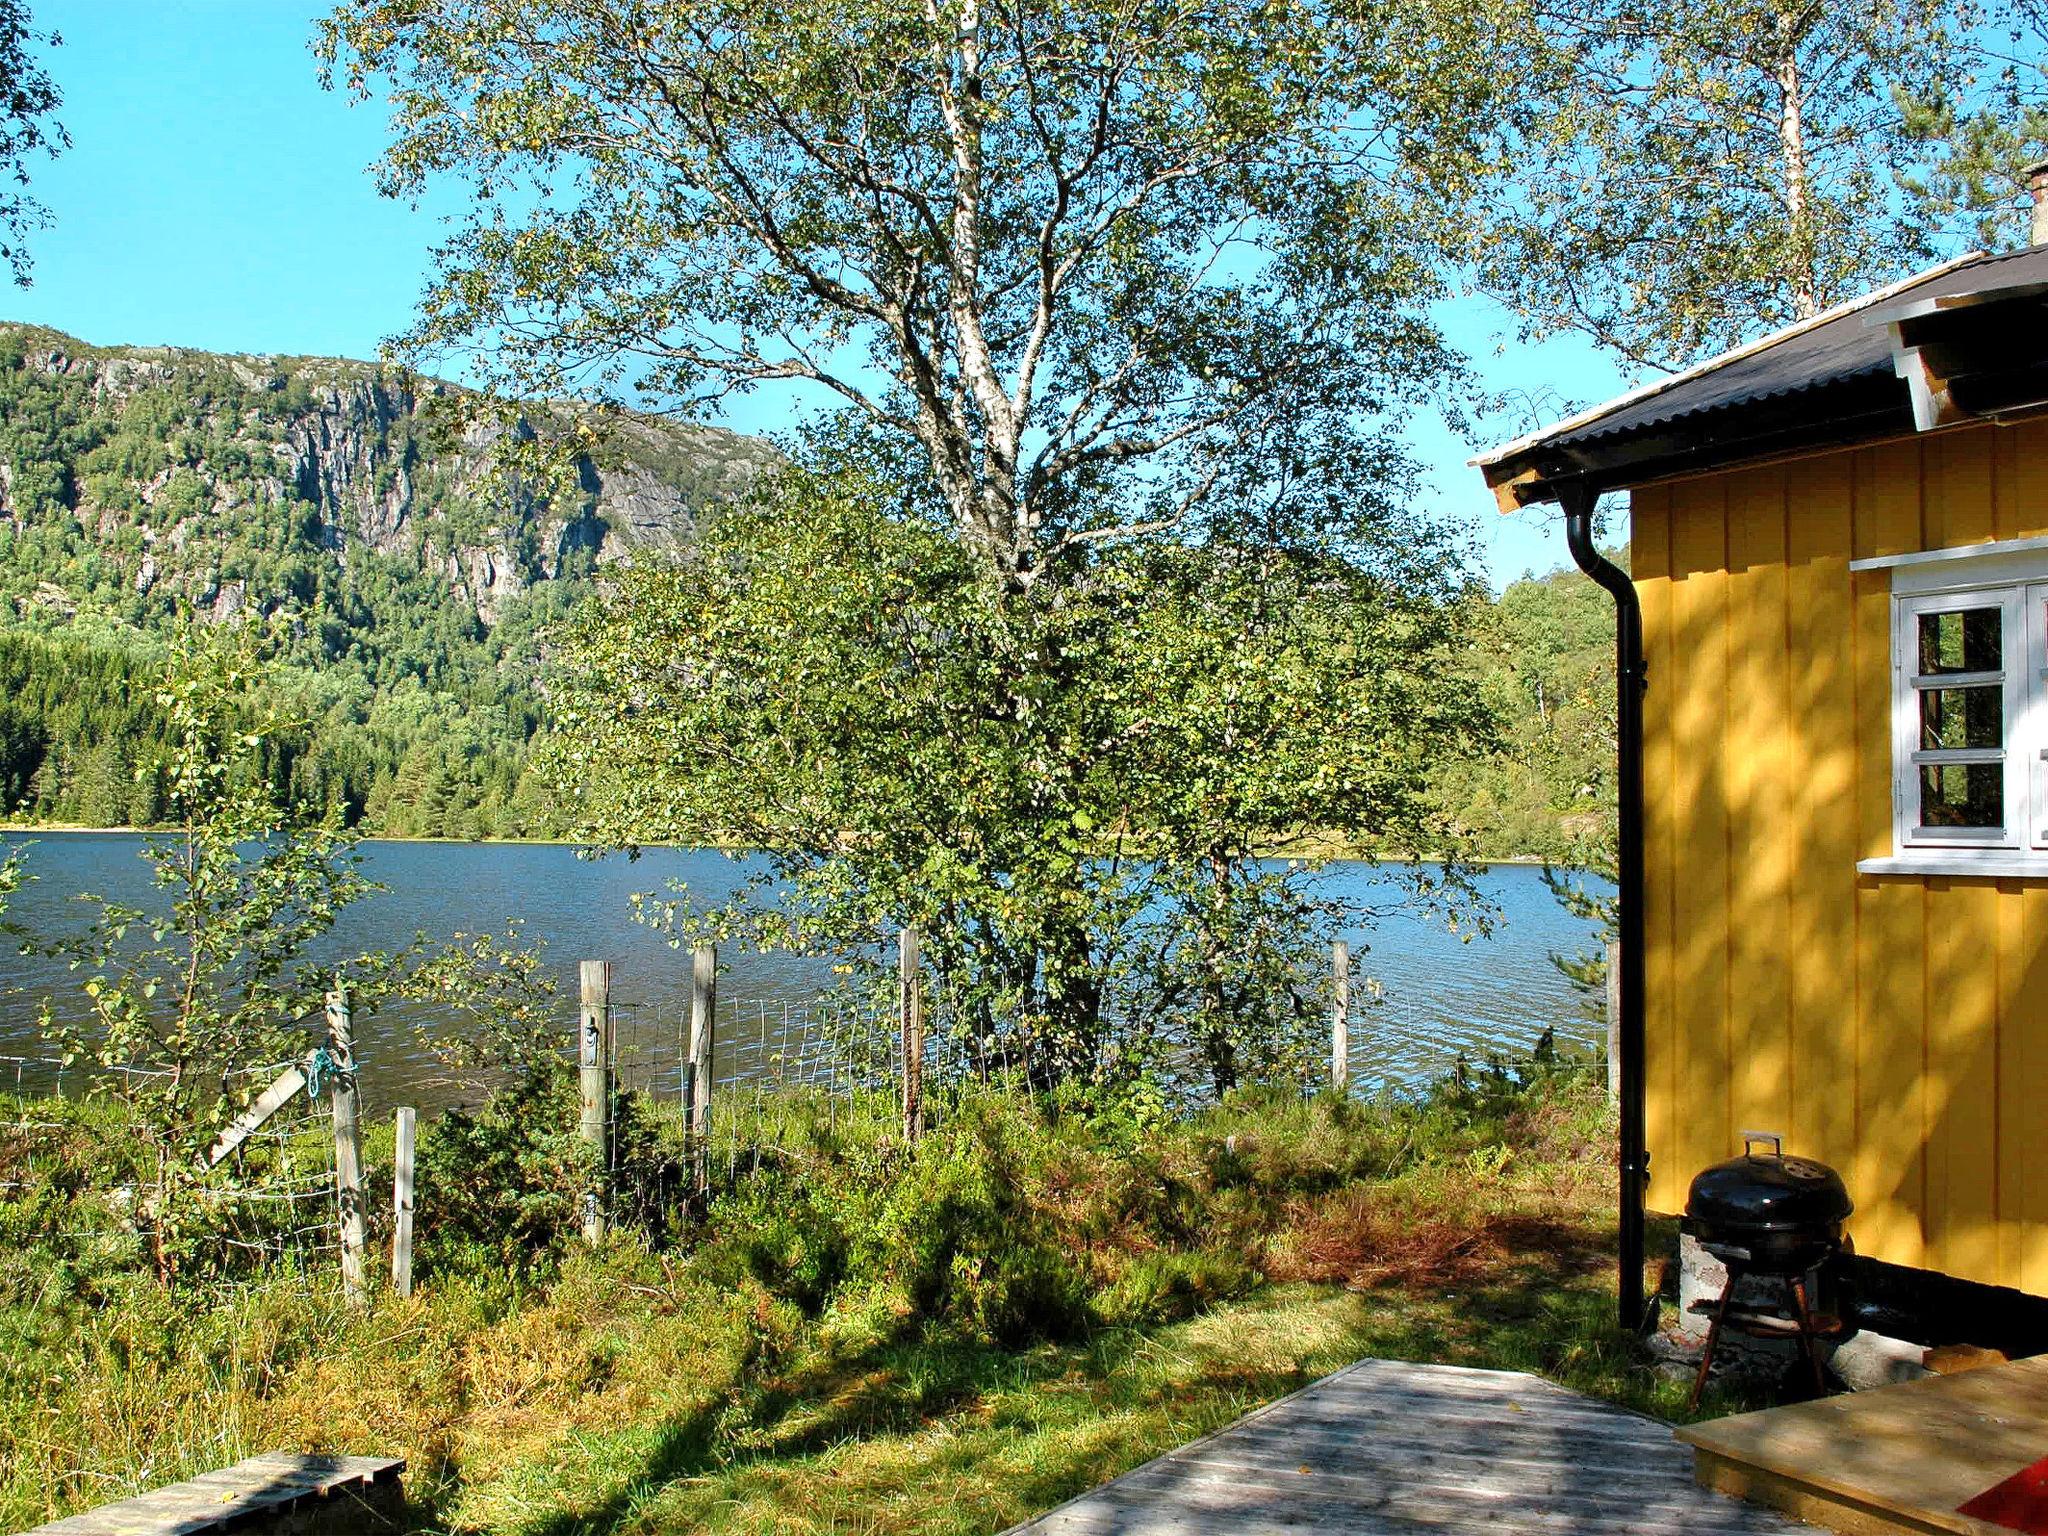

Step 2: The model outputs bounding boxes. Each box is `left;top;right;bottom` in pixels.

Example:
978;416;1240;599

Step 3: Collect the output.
24;1453;405;1536
1137;1457;1731;1513
1278;1383;1678;1429
1056;1478;1785;1534
1031;1482;1788;1536
1005;1358;1802;1536
1166;1430;1700;1478
1676;1355;2048;1536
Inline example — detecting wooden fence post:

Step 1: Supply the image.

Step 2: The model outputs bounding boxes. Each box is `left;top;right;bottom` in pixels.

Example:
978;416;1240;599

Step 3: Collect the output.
1606;939;1622;1100
1330;940;1351;1095
327;983;368;1305
579;960;612;1242
688;944;716;1198
391;1105;416;1299
900;928;924;1142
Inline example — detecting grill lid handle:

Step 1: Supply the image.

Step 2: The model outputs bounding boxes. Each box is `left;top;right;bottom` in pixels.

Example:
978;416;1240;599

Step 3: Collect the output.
1741;1129;1784;1158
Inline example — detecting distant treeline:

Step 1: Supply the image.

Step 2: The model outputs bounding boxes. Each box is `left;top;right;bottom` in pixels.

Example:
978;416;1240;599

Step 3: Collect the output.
0;556;1617;856
1428;559;1618;864
0;627;564;839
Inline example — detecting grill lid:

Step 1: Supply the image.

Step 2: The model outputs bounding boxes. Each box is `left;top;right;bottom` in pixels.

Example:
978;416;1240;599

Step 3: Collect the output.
1686;1132;1853;1235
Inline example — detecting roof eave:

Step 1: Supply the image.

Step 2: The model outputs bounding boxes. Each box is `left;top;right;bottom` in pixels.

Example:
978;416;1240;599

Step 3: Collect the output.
1484;373;1918;511
1474;252;1988;507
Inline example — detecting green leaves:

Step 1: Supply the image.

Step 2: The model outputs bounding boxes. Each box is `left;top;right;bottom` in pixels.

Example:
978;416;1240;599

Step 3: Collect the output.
543;461;1490;1096
0;1;65;285
320;0;1503;581
26;632;553;1286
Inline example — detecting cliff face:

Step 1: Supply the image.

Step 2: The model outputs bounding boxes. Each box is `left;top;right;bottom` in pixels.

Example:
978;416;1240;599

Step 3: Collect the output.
0;325;774;626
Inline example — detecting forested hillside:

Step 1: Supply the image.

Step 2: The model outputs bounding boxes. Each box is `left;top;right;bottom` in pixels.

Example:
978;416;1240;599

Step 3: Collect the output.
1436;559;1619;863
0;324;773;837
0;323;1616;854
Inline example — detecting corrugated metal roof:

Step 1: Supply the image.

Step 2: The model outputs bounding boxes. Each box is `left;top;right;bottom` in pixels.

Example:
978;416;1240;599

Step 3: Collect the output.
1476;245;2048;467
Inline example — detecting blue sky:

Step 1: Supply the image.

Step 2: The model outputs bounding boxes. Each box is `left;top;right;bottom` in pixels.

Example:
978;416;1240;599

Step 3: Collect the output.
15;0;1633;588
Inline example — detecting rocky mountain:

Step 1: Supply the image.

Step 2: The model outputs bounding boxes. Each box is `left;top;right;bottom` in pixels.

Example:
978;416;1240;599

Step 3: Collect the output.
0;324;776;838
0;323;774;629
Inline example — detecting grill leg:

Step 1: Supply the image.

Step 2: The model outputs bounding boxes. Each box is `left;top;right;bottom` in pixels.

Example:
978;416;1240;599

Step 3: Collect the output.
1790;1272;1826;1399
1688;1270;1738;1413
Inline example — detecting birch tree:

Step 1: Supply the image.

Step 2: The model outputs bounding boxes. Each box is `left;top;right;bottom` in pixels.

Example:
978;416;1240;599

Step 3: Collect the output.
319;0;1517;586
1489;0;1977;372
322;0;1520;1075
543;460;1487;1091
0;1;64;285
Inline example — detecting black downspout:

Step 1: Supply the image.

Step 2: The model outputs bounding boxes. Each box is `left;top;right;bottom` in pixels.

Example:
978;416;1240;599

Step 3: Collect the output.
1560;482;1650;1333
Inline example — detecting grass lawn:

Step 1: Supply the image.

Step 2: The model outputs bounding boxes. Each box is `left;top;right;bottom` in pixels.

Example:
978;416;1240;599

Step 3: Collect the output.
474;1275;1678;1536
3;1075;1742;1535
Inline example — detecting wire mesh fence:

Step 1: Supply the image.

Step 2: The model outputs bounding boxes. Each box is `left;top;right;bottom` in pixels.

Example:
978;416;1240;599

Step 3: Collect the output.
601;955;1599;1163
1;1040;342;1277
0;943;1607;1297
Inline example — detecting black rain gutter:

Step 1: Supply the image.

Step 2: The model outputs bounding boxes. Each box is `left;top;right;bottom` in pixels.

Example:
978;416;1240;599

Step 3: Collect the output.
1559;481;1650;1334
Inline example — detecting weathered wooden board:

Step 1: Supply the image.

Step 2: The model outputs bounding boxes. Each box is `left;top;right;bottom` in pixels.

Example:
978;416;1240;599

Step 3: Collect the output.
205;1066;308;1168
1003;1357;1803;1535
1678;1353;2048;1536
22;1452;404;1536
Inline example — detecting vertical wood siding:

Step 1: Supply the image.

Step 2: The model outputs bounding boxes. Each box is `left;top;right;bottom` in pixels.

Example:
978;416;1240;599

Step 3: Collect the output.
1634;419;2048;1294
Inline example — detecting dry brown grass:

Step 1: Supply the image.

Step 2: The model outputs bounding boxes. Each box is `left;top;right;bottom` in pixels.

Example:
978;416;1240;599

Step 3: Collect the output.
1273;1186;1510;1291
1263;1103;1614;1300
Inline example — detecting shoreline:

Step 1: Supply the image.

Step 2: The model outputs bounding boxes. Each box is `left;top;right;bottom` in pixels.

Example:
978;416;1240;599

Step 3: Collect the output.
0;824;1561;868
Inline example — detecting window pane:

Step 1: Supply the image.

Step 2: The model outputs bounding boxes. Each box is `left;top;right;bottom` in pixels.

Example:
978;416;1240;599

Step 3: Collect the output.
1921;763;2004;828
1921;685;2004;750
1919;607;2003;674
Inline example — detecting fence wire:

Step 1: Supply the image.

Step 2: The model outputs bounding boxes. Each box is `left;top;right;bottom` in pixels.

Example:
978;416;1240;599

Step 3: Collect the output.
601;972;1598;1167
1;1021;342;1278
0;957;1602;1295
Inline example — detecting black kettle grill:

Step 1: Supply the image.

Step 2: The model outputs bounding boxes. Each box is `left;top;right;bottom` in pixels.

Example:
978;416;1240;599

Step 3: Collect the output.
1682;1132;1853;1408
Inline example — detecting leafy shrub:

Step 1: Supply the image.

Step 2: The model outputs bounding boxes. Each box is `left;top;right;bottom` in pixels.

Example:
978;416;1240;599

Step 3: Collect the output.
703;1154;863;1314
1091;1250;1257;1328
414;1066;686;1277
851;1104;1090;1345
416;1066;591;1275
699;1098;1092;1347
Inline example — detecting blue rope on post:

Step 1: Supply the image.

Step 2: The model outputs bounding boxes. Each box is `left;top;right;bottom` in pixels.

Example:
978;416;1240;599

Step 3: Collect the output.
303;1043;359;1100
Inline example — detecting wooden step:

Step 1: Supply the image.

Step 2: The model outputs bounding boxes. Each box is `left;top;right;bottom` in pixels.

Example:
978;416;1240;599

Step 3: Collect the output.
21;1452;405;1536
1677;1355;2048;1536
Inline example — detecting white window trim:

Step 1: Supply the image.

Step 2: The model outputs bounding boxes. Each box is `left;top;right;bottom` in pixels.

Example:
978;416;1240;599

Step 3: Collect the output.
1850;532;2048;575
1860;541;2048;878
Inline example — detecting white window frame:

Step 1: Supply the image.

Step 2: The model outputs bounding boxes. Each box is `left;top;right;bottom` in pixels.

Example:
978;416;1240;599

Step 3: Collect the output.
1856;536;2048;877
2031;584;2048;851
1890;587;2023;851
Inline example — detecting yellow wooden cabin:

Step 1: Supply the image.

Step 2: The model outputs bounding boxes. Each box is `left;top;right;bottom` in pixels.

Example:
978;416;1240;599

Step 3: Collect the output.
1478;242;2048;1326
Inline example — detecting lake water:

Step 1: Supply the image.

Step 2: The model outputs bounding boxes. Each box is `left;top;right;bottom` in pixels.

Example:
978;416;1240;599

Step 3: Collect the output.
0;834;1608;1110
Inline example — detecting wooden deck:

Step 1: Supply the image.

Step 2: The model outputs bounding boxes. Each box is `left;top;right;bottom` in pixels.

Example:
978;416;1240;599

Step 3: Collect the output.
1679;1354;2048;1536
23;1452;405;1536
1003;1358;1805;1535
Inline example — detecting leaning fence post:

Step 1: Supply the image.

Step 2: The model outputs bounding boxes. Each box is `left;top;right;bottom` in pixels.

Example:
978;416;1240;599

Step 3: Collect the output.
326;983;368;1305
900;928;924;1142
391;1105;416;1299
579;960;612;1241
1330;940;1351;1095
1606;939;1622;1100
688;944;716;1198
